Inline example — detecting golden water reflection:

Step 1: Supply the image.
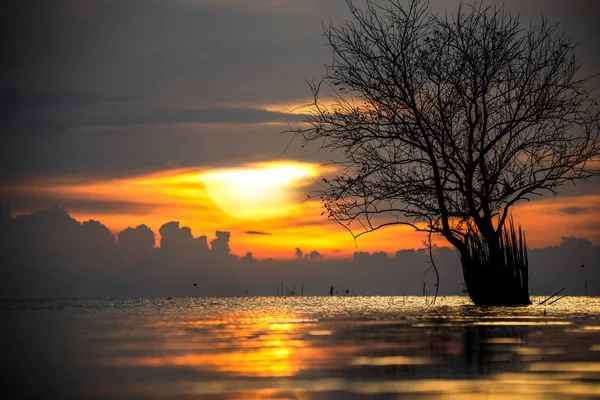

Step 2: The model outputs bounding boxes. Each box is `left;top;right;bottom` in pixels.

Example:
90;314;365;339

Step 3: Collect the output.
13;296;600;399
100;312;361;378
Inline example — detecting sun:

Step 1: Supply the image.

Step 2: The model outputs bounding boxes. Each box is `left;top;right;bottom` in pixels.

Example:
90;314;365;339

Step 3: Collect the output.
200;161;318;220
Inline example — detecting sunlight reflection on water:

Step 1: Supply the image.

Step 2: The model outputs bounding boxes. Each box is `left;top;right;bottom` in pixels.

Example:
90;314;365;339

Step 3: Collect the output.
2;296;600;399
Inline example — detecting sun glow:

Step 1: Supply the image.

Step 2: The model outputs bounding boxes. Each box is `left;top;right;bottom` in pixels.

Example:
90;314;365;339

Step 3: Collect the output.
200;161;318;220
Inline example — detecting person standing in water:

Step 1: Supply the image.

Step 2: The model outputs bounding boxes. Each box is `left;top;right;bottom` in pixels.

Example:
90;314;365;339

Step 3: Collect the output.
330;286;334;296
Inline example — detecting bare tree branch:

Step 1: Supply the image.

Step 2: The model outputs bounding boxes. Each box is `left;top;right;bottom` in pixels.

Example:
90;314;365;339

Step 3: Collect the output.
287;0;600;305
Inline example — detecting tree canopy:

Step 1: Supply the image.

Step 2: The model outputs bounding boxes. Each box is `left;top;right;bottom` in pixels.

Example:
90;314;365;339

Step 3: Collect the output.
295;0;600;251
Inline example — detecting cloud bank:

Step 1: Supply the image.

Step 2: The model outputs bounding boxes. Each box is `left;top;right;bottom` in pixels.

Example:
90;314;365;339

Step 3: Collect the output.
1;205;598;299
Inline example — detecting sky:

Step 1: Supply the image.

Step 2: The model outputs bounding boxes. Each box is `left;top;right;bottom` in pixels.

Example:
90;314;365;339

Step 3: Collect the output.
1;0;600;259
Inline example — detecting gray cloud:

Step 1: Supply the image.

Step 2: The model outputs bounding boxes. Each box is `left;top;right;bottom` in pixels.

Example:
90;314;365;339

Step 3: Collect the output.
1;100;304;140
558;206;591;215
1;0;334;105
580;221;600;233
3;0;596;106
244;231;271;235
0;120;329;183
1;206;598;298
2;0;599;198
3;193;160;216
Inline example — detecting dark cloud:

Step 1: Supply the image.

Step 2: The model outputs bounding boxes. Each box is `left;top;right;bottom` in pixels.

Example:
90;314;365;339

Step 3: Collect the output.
210;231;231;257
0;121;328;182
2;194;160;216
159;221;194;249
527;237;598;295
579;220;600;234
0;88;123;119
117;225;155;255
244;230;271;235
1;206;599;298
558;206;591;215
0;0;333;104
0;0;330;181
294;248;324;261
3;101;305;136
4;0;596;108
308;250;323;260
2;0;599;190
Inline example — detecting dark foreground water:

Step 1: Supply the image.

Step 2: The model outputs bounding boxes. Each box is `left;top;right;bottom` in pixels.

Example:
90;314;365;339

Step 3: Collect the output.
2;296;600;399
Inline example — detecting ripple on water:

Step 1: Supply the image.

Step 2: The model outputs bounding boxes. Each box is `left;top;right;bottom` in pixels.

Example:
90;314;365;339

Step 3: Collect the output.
3;296;600;399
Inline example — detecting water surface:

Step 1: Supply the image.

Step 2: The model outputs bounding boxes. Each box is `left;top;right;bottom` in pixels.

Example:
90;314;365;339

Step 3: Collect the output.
2;296;600;399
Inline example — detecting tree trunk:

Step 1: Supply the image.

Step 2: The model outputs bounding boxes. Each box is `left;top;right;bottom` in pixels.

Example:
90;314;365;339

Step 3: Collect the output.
458;221;531;306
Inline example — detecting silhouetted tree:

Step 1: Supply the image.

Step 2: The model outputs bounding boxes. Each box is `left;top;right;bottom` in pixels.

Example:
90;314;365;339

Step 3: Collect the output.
294;0;600;305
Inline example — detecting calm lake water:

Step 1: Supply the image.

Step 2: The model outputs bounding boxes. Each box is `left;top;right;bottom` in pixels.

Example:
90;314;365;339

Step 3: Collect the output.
2;296;600;399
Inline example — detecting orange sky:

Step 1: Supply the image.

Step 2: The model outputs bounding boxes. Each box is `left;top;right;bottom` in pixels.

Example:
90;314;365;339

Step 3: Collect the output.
5;160;600;259
3;0;599;261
